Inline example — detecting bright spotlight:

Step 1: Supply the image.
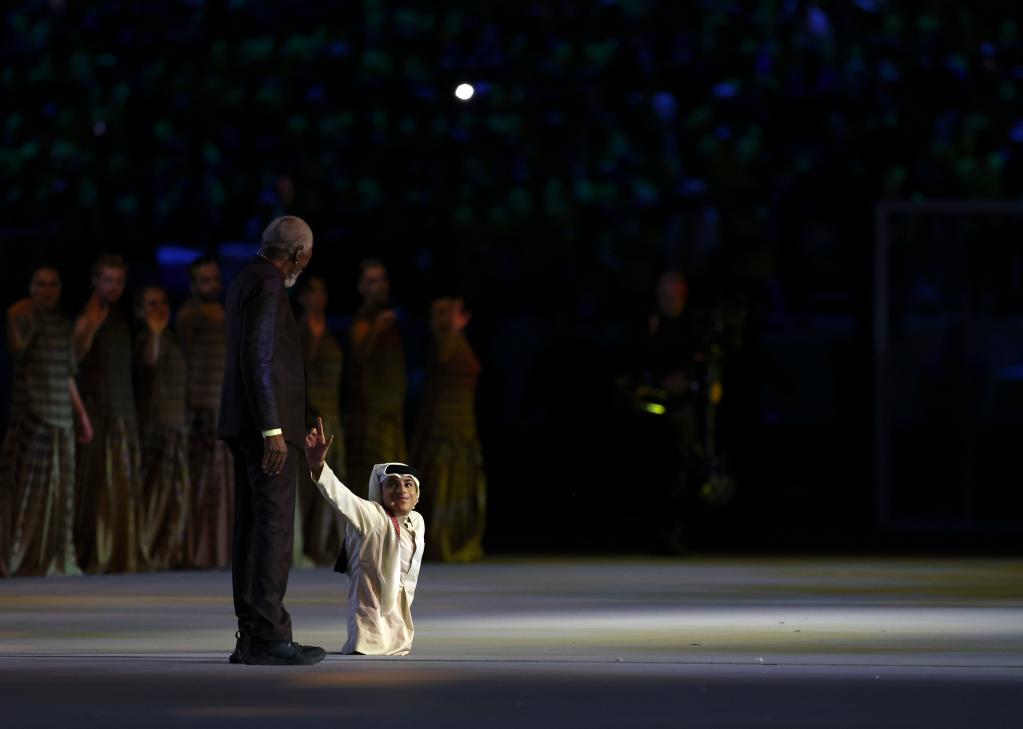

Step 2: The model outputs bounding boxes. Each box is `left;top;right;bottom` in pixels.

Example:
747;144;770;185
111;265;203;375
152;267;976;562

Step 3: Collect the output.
455;83;475;101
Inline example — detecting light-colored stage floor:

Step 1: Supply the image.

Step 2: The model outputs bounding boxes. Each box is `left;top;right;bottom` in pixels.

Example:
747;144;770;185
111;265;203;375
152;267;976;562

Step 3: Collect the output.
1;557;1022;727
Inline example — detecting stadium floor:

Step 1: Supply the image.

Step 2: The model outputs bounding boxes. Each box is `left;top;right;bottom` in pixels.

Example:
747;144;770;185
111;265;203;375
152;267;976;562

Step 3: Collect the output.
1;557;1021;728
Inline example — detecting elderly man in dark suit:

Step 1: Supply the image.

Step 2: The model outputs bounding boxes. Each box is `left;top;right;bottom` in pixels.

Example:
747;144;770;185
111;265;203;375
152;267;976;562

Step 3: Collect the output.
218;216;325;665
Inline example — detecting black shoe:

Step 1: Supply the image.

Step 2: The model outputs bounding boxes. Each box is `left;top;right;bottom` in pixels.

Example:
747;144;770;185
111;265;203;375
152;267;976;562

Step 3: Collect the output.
301;644;327;661
242;637;326;666
228;631;248;664
229;632;324;664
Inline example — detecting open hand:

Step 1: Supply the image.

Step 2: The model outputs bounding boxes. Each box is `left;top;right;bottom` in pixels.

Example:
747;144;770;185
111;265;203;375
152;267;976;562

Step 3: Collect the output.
146;308;170;335
373;309;397;332
305;416;334;475
7;297;34;324
452;299;471;334
84;294;109;328
200;301;225;323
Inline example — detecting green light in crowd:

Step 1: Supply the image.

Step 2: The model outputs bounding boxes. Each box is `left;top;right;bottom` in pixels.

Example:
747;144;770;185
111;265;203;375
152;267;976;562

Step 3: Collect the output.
643;403;667;415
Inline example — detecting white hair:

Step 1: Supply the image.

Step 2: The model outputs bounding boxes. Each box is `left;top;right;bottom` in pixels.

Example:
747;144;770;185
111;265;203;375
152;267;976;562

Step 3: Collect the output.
260;216;313;259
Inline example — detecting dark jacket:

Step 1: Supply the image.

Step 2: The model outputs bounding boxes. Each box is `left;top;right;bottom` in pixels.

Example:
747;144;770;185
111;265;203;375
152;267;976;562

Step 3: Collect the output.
218;256;306;446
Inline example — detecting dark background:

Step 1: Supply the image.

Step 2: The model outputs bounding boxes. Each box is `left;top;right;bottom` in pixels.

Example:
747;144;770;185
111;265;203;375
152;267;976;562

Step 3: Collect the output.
3;0;1022;554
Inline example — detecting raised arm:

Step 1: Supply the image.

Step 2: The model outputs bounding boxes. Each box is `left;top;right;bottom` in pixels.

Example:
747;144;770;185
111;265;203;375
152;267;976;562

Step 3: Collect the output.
351;309;396;365
433;299;473;364
139;312;168;367
6;298;37;355
73;294;108;362
306;417;380;534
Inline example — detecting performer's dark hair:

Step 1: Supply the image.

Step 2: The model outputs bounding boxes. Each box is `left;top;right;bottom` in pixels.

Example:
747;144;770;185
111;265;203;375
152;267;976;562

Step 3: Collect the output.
659;270;687;286
91;253;127;277
133;284;166;318
187;254;219;280
359;258;386;274
298;274;328;294
430;292;471;313
30;264;62;285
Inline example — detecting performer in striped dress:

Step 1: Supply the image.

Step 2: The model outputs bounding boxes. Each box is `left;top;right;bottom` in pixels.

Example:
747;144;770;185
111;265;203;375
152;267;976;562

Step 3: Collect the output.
73;254;148;574
344;260;407;498
297;275;346;564
135;285;190;570
1;266;93;577
177;256;233;569
411;297;486;563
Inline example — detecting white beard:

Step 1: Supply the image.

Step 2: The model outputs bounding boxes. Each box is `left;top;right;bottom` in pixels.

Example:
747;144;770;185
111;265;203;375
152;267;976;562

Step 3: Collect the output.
284;272;301;288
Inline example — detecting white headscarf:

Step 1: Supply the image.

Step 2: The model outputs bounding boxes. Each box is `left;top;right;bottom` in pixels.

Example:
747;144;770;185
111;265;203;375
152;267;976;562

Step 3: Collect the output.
368;462;421;506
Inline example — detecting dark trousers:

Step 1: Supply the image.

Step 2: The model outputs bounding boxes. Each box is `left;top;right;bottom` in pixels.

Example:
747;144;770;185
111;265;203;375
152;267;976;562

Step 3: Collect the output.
229;434;302;642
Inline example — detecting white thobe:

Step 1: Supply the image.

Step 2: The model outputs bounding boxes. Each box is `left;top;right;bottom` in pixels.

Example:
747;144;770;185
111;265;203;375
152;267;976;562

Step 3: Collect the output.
313;464;425;656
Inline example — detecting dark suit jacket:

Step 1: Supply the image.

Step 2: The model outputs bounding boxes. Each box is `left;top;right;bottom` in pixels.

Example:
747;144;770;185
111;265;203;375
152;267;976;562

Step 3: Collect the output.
218;256;306;447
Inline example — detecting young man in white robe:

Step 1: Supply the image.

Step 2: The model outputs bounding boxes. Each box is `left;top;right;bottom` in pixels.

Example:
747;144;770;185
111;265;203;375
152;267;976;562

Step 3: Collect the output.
306;418;425;655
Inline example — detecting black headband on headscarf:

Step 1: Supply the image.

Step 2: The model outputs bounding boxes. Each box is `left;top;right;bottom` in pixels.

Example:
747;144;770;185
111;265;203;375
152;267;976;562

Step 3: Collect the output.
383;463;421;481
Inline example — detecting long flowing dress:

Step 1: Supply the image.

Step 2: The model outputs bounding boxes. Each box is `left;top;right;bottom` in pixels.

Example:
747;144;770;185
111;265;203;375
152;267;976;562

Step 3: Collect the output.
1;310;81;577
344;305;407;498
298;323;347;564
411;334;487;562
74;306;147;574
135;329;190;570
177;300;233;569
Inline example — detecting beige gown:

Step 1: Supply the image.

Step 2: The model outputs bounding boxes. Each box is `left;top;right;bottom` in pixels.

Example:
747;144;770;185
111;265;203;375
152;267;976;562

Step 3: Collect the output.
135;328;190;570
1;310;81;576
298;322;347;564
177;299;233;569
75;306;147;574
411;335;487;562
344;305;407;498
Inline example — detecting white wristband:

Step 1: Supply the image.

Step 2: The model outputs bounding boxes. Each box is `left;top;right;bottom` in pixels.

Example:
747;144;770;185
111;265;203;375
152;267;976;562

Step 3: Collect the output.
261;428;283;437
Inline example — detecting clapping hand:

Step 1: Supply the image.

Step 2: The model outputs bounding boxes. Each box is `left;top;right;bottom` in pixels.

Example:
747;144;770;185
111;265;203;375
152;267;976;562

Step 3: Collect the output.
84;293;109;328
7;297;34;326
146;307;170;335
200;301;225;323
373;309;397;332
452;298;471;334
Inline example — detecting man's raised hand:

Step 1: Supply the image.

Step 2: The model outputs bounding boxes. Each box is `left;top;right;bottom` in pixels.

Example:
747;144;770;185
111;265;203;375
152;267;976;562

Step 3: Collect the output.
305;416;334;477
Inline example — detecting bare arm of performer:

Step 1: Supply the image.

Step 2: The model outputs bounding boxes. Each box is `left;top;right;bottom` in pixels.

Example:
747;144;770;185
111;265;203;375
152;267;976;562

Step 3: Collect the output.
240;275;288;475
435;299;473;364
351;309;396;365
68;377;93;444
6;298;37;355
72;293;108;362
306;417;379;534
142;304;170;366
